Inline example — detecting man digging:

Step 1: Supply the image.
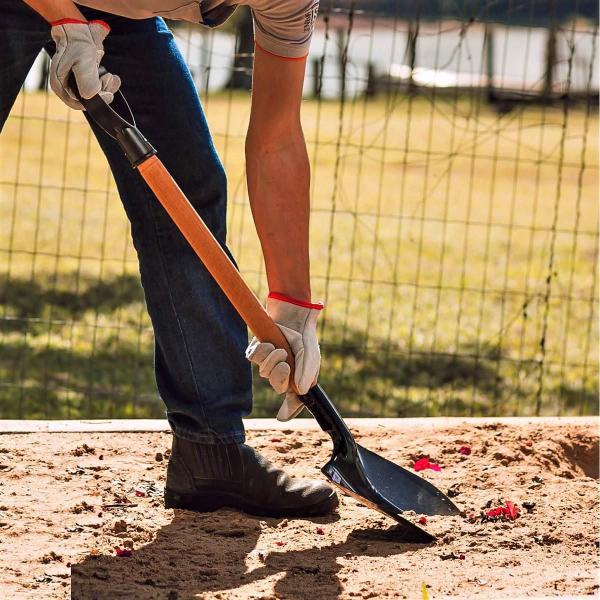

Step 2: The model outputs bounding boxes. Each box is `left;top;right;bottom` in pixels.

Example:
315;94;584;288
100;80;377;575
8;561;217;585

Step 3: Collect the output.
3;0;337;517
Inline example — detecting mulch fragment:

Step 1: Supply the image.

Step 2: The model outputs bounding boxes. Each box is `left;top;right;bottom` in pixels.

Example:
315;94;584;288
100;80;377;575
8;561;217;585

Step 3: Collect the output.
447;483;462;498
484;500;520;521
413;458;441;472
440;552;465;560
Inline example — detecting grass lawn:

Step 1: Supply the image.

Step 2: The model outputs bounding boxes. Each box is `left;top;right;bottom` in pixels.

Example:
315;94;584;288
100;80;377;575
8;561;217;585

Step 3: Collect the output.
0;90;597;419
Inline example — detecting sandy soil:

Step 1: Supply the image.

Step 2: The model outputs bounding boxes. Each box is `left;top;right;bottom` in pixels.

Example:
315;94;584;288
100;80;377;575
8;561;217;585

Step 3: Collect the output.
0;420;598;599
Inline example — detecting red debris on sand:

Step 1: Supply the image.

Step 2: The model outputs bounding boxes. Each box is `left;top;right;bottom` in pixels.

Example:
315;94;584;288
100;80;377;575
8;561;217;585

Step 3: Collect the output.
134;490;147;497
270;438;282;443
115;547;132;557
316;527;325;535
525;440;533;447
419;516;427;525
413;458;441;472
458;446;471;456
485;501;520;521
504;501;520;520
276;541;286;547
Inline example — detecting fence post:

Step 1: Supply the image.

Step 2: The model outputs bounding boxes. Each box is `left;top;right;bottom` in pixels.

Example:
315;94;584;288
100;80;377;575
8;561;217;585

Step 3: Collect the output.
543;23;557;100
485;24;495;103
407;19;419;93
365;62;377;97
337;28;347;101
312;57;322;99
226;6;253;90
38;52;50;91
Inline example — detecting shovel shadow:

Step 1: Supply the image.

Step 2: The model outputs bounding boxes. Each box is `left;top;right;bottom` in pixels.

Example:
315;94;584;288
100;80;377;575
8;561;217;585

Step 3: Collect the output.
71;509;429;599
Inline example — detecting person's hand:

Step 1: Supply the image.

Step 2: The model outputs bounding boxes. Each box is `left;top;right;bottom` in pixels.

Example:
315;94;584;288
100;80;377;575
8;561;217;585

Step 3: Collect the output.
246;293;323;421
50;19;120;110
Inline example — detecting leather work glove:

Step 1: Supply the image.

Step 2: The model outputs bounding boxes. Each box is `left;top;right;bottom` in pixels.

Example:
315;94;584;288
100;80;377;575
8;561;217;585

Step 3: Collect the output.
50;19;120;110
246;293;323;422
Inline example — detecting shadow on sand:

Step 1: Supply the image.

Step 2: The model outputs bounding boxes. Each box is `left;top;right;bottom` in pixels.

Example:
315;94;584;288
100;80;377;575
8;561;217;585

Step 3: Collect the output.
72;509;428;599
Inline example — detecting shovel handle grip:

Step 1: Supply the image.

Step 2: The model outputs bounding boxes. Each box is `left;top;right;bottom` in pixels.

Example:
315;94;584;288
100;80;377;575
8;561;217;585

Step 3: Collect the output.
137;156;299;390
69;70;156;167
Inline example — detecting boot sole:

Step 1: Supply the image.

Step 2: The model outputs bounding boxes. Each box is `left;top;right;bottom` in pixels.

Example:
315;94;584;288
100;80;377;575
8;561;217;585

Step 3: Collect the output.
164;488;338;518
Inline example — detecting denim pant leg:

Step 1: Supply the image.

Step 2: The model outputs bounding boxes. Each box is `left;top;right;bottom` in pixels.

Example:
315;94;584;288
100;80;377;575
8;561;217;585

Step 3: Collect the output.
74;12;252;443
0;3;252;442
0;2;49;126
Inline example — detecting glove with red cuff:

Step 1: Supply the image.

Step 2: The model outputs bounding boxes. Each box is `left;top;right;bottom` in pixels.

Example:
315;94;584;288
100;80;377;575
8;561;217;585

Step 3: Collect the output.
50;18;120;110
246;292;323;422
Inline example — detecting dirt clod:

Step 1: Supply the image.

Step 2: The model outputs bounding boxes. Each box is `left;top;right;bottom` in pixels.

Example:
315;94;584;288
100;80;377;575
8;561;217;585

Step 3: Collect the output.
72;444;95;457
40;551;62;564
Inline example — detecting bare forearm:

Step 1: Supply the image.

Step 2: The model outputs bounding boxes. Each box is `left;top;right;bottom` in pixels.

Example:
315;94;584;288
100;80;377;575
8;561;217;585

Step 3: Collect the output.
246;125;311;302
23;0;85;21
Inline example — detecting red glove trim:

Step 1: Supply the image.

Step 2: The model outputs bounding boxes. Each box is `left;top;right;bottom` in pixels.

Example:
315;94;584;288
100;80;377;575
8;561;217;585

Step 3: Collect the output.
255;42;308;62
50;18;89;26
268;291;324;310
50;18;110;32
90;19;111;31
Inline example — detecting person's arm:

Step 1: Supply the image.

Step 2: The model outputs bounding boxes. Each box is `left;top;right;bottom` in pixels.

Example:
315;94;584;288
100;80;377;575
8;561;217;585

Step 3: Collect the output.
23;0;85;22
22;0;120;109
245;44;311;302
245;44;323;420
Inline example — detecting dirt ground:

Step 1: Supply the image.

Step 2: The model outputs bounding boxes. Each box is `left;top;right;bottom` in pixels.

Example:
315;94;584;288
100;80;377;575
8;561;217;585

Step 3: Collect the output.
0;419;598;599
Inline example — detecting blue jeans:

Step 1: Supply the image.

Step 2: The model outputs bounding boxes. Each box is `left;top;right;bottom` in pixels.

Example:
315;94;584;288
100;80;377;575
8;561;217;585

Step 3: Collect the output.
0;1;252;443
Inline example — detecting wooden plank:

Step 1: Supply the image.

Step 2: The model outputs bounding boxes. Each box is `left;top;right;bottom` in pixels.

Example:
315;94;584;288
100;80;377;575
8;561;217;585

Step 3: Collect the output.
0;416;595;434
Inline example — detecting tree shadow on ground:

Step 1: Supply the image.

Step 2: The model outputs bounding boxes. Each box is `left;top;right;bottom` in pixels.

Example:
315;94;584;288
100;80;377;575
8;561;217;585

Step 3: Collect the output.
323;323;503;392
254;323;508;417
71;510;428;599
1;272;595;418
0;273;144;333
557;383;599;415
0;340;157;419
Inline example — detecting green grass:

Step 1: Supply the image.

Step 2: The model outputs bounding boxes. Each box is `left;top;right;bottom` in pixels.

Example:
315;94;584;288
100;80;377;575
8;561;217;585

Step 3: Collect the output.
1;90;597;418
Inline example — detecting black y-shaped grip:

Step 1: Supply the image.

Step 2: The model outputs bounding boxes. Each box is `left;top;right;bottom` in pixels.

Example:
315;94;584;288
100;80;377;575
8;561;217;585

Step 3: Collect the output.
68;67;156;167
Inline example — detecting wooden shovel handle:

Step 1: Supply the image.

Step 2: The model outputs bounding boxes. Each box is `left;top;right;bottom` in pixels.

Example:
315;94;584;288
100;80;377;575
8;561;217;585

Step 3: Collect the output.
138;156;298;390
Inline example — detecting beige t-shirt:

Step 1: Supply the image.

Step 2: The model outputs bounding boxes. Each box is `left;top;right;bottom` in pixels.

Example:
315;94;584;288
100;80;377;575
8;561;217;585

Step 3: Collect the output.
75;0;319;58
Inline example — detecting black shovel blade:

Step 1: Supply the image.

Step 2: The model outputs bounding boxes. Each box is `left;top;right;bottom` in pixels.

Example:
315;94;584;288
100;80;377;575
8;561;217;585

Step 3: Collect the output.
301;385;461;543
351;444;461;517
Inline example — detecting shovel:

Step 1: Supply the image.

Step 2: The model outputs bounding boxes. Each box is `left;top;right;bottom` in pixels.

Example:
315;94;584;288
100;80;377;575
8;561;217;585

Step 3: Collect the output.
74;79;460;542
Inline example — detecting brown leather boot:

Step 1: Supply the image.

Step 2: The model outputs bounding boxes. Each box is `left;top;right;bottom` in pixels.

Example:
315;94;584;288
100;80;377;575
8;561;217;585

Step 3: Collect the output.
164;436;338;518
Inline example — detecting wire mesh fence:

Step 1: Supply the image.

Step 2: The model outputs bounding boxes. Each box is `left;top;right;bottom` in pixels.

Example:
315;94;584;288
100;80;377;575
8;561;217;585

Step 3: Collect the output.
1;1;598;419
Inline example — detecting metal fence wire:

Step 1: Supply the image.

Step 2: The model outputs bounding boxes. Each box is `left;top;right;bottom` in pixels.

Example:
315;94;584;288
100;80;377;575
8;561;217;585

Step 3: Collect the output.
1;1;598;419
